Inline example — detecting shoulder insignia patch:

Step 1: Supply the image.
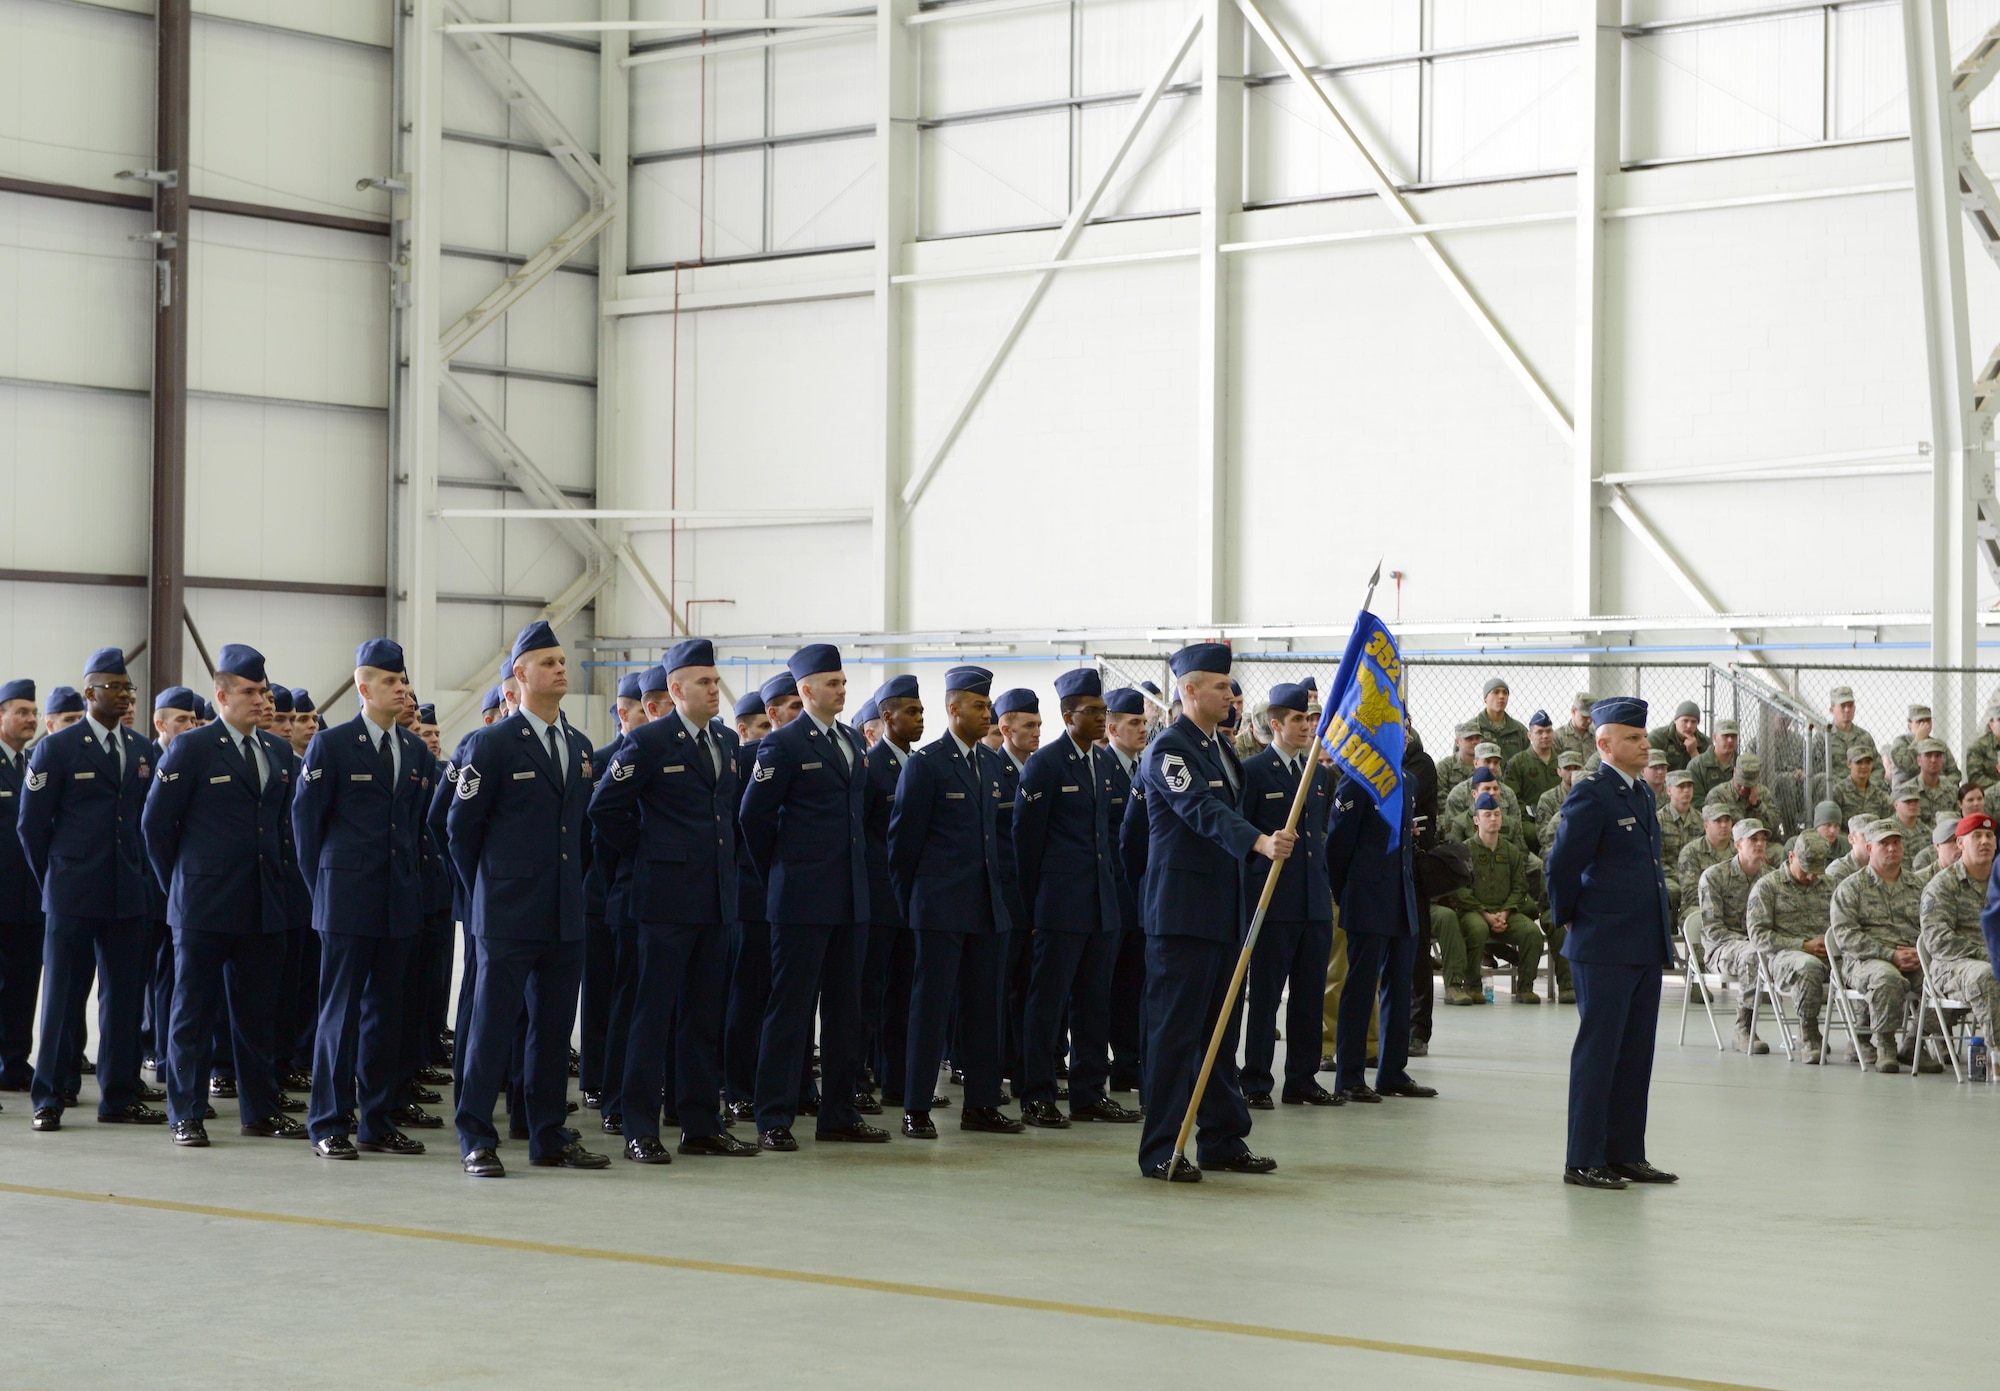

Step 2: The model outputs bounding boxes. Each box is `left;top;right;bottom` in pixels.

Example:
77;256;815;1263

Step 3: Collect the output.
611;760;634;782
1159;753;1192;794
307;767;323;781
160;771;178;784
456;766;482;800
25;770;46;792
753;763;774;783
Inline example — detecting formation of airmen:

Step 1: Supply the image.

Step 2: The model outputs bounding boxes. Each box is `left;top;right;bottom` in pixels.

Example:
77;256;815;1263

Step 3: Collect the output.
7;643;1993;1187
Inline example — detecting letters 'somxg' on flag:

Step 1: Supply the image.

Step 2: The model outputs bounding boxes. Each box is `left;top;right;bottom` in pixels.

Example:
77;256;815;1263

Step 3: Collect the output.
1315;610;1405;847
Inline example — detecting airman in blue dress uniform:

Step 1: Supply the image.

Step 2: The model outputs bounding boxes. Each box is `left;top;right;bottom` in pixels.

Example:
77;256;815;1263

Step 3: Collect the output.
0;677;41;1094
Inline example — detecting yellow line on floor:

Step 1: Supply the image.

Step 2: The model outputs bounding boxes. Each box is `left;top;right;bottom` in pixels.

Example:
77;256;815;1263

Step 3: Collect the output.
0;1180;1778;1391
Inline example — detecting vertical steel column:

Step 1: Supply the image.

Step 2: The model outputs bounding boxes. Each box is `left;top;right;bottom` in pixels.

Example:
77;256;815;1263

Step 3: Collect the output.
402;0;445;692
1571;0;1620;623
873;0;918;633
145;0;191;699
1903;0;1981;746
1194;0;1238;627
597;0;631;662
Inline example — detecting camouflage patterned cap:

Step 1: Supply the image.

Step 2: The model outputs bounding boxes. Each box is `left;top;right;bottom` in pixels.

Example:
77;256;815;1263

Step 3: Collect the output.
1865;820;1906;844
1664;770;1693;786
1474;742;1502;761
1813;801;1843;826
1791;835;1831;869
1573;692;1595;712
1715;718;1739;735
1915;738;1947;756
1730;818;1767;842
1734;753;1762;782
1892;782;1922;804
1829;685;1856;705
1846;742;1877;764
1557;751;1583;770
1847;815;1876;835
1647;749;1669;767
1702;797;1736;822
1455;721;1479;740
1908;703;1933;721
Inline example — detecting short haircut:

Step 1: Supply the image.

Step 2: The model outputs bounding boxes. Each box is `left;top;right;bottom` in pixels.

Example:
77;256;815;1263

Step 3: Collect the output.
878;695;918;717
1059;694;1100;718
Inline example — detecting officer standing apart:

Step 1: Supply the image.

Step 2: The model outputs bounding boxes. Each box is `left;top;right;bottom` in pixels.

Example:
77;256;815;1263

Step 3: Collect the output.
19;648;163;1131
890;665;1022;1140
587;638;758;1163
1134;644;1292;1182
293;640;430;1160
448;622;608;1176
143;645;304;1146
1545;697;1678;1190
738;644;886;1151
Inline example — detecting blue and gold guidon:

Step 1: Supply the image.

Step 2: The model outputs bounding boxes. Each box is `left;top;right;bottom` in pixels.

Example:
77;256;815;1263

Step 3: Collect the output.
1315;610;1406;847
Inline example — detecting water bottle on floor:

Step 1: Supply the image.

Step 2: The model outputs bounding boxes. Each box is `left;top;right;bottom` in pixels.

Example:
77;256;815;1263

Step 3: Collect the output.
1970;1037;1989;1083
1483;982;1495;1004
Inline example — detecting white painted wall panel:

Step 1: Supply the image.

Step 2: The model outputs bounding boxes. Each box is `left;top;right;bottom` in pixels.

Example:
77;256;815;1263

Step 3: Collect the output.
0;580;147;691
442;141;511;251
1078;93;1199;218
509;37;602;156
921;112;1069;236
919;7;1070;118
185;396;385;586
0;381;148;574
197;1;395;51
632;49;767;152
772;31;872;134
505;147;597;257
1430;0;1574;45
1077;0;1201;97
630;149;767;264
0;0;153;194
1245;66;1419;204
181;588;386;702
1623;14;1826;162
1252;0;1415;63
499;269;599;378
492;377;596;492
191;17;393;220
0;192;152;392
443;39;514;141
1428;43;1579;182
770;136;875;251
187;213;387;409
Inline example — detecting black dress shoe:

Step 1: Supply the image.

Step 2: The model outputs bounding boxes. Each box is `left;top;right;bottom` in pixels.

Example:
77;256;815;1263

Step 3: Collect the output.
462;1147;503;1177
281;1071;313;1092
415;1066;451;1087
796;1095;821;1117
1283;1084;1345;1106
678;1132;758;1157
508;1122;531;1140
99;1103;167;1125
1334;1084;1382;1105
1146;1155;1201;1182
1563;1165;1629;1189
314;1135;359;1160
241;1114;307;1139
171;1120;209;1147
1611;1161;1679;1184
409;1084;442;1105
901;1111;937;1139
202;1103;217;1121
816;1120;890;1143
1381;1080;1439;1099
208;1076;237;1098
275;1094;306;1114
1244;1090;1275;1111
852;1091;883;1116
949;1067;966;1085
31;1107;60;1131
1208;1151;1278;1174
1021;1099;1071;1129
724;1100;756;1125
390;1104;444;1130
582;1090;603;1110
567;1047;580;1078
530;1141;610;1169
566;1099;579;1114
600;1113;623;1135
959;1105;1025;1134
355;1129;426;1155
61;1089;80;1107
625;1136;674;1165
136;1081;165;1102
1070;1097;1142;1123
79;1057;94;1075
759;1127;798;1152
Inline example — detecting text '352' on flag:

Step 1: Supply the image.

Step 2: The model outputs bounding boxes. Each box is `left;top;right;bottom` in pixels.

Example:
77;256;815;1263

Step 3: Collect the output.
1315;610;1405;847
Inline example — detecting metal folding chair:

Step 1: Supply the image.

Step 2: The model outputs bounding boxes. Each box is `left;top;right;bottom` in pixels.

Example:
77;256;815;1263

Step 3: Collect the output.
1747;952;1802;1061
1676;918;1727;1050
1910;940;1972;1083
1821;944;1875;1069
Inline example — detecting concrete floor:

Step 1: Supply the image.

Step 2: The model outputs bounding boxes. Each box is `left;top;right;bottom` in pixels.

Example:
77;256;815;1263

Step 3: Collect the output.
1;986;1993;1391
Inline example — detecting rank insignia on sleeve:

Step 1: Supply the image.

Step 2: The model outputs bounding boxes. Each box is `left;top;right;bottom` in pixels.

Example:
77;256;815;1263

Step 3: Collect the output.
1159;753;1192;794
25;771;45;792
611;761;633;782
753;763;774;782
456;767;482;800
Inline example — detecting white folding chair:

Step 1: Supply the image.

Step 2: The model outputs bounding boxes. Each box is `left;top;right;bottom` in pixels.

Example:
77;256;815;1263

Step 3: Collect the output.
1821;944;1874;1069
1910;940;1972;1083
1747;952;1801;1061
1676;918;1727;1050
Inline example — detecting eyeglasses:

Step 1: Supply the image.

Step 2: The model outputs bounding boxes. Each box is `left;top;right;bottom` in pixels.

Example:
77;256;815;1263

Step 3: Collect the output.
87;681;136;696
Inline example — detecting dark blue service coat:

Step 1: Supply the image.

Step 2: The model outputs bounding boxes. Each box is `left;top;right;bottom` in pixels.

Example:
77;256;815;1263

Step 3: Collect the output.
142;721;293;936
1013;734;1120;935
586;710;740;926
446;712;595;944
17;719;156;919
737;713;870;924
291;714;430;940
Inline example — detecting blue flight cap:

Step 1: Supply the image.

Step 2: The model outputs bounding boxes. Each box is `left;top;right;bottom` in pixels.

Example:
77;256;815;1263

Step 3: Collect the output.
733;691;766;719
1474;793;1499;811
639;664;670;694
82;647;126;679
417;703;436;724
1140;680;1162;697
269;685;294;714
1301;677;1318;694
1230;679;1242;696
994;688;1038;717
46;685;84;715
1591;696;1648;729
760;673;797;704
1268;682;1310;713
153;686;197;713
944;665;993;696
1053;669;1102;700
1469;767;1496;786
216;644;266;684
1529;709;1552;728
291;688;314;713
1168;643;1230;678
786;643;841;682
198;699;216;722
510;621;560;667
0;678;33;707
616;672;644;701
355;638;406;673
873;674;919;705
664;638;715;674
853;698;880;726
1104;688;1145;715
1220;706;1239;728
481;686;505;714
498;655;516;682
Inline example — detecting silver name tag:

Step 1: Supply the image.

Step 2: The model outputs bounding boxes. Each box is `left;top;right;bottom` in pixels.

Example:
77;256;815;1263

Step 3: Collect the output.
663;764;686;773
1617;816;1636;827
1060;785;1079;793
209;775;230;784
513;770;536;780
1208;780;1224;788
1265;791;1284;799
945;791;965;799
351;773;372;782
801;761;823;770
75;771;95;780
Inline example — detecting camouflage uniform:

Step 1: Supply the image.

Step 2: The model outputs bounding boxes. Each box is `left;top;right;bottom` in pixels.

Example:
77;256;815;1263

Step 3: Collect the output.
1436;751;1477;802
1551;702;1596;766
1903;775;1958;826
1888;734;1960;787
1648;721;1710;773
1441;835;1543;997
1535;782;1571;856
1709;781;1784;829
1470;709;1531;766
1964;720;2000;791
1677;834;1732;937
1442;777;1528;852
1828;865;1924;1057
1809;723;1876;797
1657;803;1702;868
1684;747;1736;804
1746;862;1832;1040
1823;850;1865;891
1698;855;1773;1050
1831;772;1892;826
1505;747;1560;815
1918;861;2000;1044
